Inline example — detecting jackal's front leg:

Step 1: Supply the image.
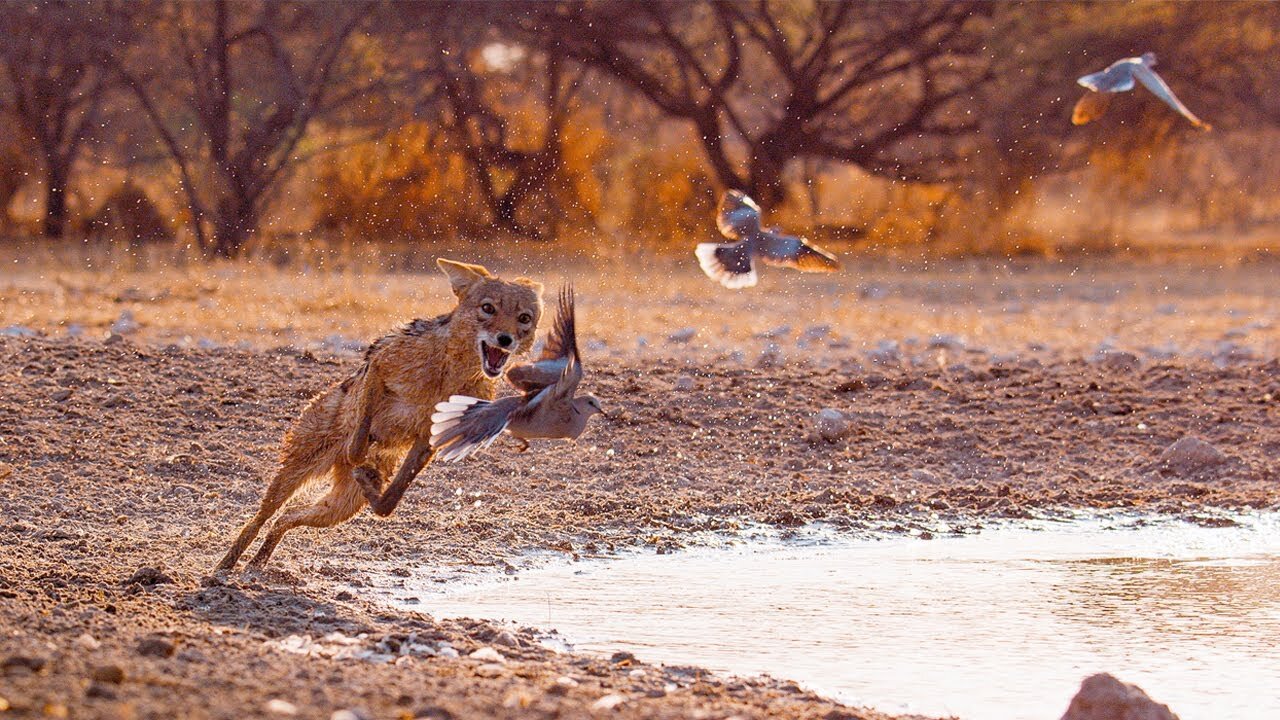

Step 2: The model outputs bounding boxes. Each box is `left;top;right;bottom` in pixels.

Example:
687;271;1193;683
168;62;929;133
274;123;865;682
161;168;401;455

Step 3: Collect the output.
357;437;434;517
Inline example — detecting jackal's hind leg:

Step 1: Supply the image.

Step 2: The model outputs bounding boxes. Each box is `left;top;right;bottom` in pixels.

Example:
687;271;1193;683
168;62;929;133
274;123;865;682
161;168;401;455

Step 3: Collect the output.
365;438;434;517
247;473;366;568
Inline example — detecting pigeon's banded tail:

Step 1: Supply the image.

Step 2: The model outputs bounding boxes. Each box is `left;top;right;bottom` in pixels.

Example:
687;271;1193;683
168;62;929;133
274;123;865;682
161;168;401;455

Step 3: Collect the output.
696;242;758;289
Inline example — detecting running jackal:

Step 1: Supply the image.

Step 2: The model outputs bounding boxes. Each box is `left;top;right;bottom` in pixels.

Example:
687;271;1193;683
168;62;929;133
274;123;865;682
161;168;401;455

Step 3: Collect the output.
216;259;543;570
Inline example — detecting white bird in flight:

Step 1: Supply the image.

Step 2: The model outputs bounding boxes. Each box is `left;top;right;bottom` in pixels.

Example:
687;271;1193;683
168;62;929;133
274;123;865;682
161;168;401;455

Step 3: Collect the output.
696;190;841;289
1072;52;1211;130
430;286;604;461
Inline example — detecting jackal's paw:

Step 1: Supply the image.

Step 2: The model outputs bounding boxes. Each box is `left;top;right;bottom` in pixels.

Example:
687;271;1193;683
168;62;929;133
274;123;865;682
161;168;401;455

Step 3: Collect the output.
352;465;383;494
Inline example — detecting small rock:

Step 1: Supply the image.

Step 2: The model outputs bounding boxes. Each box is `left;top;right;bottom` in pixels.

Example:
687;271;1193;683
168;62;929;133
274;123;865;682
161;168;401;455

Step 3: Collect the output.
610;651;636;664
666;327;697;344
1060;673;1179;720
91;665;125;684
909;469;941;485
927;334;966;351
103;332;125;345
468;646;505;663
1089;348;1141;371
801;324;832;342
85;683;116;700
753;325;791;340
491;630;521;648
111;310;140;335
673;375;695;392
331;710;372;720
591;693;627;711
265;699;298;716
2;655;48;674
65;323;84;338
0;464;12;481
1160;436;1226;473
0;325;38;338
334;590;355;602
757;343;784;369
136;637;175;658
474;662;505;677
814;409;849;441
555;676;580;688
51;389;73;402
74;633;101;651
866;340;900;366
124;566;173;587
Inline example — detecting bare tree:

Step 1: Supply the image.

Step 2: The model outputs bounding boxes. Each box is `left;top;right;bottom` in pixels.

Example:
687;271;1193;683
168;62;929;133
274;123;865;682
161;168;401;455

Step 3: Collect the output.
0;1;120;238
113;0;373;257
540;0;996;207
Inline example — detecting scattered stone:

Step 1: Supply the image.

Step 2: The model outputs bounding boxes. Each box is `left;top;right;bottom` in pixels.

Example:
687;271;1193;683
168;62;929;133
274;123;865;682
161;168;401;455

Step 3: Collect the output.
927;334;966;351
1159;436;1226;473
468;646;505;663
136;637;175;658
0;325;38;338
801;324;832;342
666;327;697;344
1089;348;1141;372
866;340;901;366
591;693;627;711
555;676;580;689
491;630;521;648
91;665;125;684
265;699;298;716
673;375;695;392
85;683;116;700
0;464;11;481
813;409;849;441
334;590;355;602
756;343;784;369
753;325;791;340
111;310;140;335
2;655;48;674
124;566;173;587
51;388;73;402
73;633;101;651
474;662;505;677
610;651;636;664
331;710;372;720
65;323;84;337
103;332;125;345
909;469;941;485
1209;341;1254;368
1060;673;1179;720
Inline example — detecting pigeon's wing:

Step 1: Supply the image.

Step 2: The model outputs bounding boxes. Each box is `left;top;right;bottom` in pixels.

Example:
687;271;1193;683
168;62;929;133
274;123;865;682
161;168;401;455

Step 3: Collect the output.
1078;62;1136;93
1071;90;1113;125
429;395;523;462
1132;63;1211;129
696;240;757;289
755;232;842;273
716;190;763;240
508;285;578;392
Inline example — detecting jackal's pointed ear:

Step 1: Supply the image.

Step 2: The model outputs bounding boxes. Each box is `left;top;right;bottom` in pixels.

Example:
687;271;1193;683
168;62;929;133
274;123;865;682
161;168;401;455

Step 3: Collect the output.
437;258;493;298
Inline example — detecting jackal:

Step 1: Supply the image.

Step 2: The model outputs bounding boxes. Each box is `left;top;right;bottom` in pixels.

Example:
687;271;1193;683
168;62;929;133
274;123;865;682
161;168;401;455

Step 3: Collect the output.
216;259;543;570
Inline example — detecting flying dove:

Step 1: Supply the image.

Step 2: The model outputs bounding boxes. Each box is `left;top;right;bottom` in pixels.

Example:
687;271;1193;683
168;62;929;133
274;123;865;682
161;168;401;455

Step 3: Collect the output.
1072;52;1211;130
696;190;841;289
430;286;604;461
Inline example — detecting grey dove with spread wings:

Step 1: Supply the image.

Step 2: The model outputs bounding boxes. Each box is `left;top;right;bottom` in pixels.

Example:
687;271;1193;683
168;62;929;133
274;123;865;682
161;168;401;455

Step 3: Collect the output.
1072;52;1210;130
696;190;841;289
430;286;604;462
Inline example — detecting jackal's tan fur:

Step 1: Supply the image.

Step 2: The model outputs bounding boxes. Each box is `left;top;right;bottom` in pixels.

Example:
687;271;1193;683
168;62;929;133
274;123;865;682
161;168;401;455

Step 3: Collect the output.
217;259;542;570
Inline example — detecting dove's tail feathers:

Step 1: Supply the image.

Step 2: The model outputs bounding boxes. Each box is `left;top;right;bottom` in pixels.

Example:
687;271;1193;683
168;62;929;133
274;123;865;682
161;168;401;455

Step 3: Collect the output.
696;242;757;289
1072;91;1112;125
430;395;517;462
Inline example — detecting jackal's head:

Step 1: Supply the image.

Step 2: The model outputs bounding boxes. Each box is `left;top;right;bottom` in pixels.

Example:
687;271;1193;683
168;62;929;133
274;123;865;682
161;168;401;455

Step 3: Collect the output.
438;258;543;379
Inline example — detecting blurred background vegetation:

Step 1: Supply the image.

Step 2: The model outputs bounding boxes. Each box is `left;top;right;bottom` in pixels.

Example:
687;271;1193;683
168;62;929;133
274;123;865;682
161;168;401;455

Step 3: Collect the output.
0;0;1277;262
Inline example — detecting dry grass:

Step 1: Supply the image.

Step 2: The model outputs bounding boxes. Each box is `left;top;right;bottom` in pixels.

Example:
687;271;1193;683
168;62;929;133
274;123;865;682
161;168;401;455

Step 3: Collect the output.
3;237;1279;366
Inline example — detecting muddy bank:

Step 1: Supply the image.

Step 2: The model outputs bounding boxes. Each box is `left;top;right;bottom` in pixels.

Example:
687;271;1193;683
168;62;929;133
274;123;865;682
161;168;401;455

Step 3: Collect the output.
1;336;1276;719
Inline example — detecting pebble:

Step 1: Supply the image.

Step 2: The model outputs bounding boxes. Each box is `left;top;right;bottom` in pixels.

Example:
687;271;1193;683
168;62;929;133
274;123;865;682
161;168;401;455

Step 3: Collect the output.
468;646;505;663
0;464;12;481
666;327;697;344
909;469;941;485
1089;348;1141;372
265;699;298;716
330;710;371;720
927;334;966;351
673;375;695;391
801;324;832;342
555;676;580;688
756;343;784;369
90;665;125;684
591;693;627;711
1060;673;1177;720
491;630;521;648
103;332;125;345
0;325;38;338
124;566;174;587
474;662;505;677
136;637;175;658
813;409;849;441
65;323;84;338
74;633;101;651
610;651;636;664
51;389;73;402
753;325;791;340
866;340;901;366
1159;436;1226;472
111;311;140;335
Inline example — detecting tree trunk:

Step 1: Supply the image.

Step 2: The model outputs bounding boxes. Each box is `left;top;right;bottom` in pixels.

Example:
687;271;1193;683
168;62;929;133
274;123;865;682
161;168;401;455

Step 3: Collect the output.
211;196;256;258
43;167;68;239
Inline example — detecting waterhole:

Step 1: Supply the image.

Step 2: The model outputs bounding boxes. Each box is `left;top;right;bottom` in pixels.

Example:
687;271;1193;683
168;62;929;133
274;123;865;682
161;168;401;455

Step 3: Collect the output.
381;513;1280;720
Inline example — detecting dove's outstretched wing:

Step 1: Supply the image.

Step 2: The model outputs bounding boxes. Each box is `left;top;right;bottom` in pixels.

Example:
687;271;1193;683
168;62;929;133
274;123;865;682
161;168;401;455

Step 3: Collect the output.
1131;63;1211;129
716;190;763;239
430;395;523;462
506;286;577;393
756;232;841;273
1077;63;1136;93
696;240;757;289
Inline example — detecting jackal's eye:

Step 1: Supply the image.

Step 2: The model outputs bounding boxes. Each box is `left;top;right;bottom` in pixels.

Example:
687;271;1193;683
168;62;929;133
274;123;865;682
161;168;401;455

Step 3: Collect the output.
518;312;532;324
480;303;496;315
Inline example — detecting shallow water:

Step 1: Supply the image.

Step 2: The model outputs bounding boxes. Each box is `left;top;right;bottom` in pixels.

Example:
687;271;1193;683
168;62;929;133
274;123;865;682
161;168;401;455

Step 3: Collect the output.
388;514;1280;720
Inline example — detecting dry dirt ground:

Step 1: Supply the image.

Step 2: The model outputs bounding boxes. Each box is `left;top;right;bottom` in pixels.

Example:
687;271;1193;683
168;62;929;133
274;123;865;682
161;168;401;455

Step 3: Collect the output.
1;258;1279;720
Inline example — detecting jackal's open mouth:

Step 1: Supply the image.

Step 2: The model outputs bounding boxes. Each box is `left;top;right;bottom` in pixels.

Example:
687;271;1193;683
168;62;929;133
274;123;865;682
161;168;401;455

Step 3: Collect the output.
479;340;510;378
